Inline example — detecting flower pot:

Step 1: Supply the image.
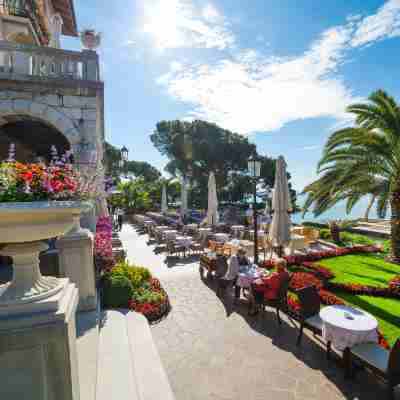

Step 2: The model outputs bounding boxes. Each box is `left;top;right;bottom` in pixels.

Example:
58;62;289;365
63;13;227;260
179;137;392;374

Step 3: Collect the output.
0;201;84;306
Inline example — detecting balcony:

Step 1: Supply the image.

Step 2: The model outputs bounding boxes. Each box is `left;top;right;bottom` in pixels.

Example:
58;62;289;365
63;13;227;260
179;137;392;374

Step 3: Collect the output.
0;40;101;86
0;0;48;44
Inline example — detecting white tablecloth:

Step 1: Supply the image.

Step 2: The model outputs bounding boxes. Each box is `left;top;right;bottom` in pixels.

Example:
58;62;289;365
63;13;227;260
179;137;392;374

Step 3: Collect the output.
320;305;378;351
155;225;169;232
289;234;307;254
236;266;264;288
175;236;193;249
214;233;230;243
164;230;178;240
198;228;212;240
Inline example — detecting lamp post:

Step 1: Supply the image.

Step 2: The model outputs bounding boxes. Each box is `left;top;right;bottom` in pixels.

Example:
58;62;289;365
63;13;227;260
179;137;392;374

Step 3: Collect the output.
120;145;129;178
248;154;262;264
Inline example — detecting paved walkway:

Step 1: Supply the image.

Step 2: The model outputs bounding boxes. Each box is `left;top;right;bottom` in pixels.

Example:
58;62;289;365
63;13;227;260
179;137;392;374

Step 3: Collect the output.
120;224;391;400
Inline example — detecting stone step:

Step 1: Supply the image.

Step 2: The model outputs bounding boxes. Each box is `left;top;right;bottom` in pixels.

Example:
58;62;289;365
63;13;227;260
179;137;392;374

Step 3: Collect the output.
76;310;100;400
126;312;175;400
96;309;175;400
96;309;139;400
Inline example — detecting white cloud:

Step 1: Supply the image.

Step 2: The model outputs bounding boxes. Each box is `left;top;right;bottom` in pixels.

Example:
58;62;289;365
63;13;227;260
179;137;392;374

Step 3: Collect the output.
202;4;221;22
351;0;400;47
157;0;400;135
142;0;234;50
301;145;320;151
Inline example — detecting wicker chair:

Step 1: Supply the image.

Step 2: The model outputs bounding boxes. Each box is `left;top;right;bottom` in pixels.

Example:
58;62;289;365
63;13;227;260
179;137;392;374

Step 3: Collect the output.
345;338;400;399
295;285;331;359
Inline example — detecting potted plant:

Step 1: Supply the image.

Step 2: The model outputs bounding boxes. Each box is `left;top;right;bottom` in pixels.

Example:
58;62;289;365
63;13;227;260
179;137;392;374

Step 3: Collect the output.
80;29;101;50
0;145;98;309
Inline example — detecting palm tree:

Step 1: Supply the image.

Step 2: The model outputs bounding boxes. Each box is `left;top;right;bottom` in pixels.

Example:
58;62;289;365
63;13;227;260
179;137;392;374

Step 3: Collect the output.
303;90;400;261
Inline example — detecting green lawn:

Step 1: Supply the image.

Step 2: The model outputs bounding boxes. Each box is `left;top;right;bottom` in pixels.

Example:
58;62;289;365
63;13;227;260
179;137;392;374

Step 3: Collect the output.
315;254;400;345
335;291;400;346
318;254;400;287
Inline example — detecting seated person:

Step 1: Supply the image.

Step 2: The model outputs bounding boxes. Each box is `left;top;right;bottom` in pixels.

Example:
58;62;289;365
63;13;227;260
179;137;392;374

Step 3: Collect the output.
253;258;290;302
224;247;248;280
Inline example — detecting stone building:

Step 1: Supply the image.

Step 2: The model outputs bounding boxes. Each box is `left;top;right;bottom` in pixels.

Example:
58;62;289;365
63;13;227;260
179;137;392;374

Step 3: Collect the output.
0;0;104;191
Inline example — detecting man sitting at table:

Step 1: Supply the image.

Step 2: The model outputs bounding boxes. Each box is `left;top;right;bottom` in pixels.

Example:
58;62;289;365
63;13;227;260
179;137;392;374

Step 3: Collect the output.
251;258;290;313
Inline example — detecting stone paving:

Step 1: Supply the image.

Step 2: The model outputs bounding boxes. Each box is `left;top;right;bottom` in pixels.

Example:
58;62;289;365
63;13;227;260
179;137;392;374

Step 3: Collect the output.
120;224;394;400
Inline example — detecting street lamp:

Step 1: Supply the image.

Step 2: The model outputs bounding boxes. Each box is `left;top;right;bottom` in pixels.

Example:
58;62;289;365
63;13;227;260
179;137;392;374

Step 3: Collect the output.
120;146;129;177
248;154;262;264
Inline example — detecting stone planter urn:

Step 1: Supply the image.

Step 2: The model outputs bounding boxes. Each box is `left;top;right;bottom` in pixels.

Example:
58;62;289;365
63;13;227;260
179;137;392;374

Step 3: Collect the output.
80;29;101;50
0;201;84;312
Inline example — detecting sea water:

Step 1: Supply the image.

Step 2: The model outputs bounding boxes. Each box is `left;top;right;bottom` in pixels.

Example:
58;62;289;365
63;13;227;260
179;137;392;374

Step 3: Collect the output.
292;194;380;224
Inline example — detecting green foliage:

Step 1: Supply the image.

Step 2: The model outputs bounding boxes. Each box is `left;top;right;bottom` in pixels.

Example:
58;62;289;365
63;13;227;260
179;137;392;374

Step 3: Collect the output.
111;261;152;288
102;275;134;308
302;90;400;256
132;285;165;304
151;119;297;208
104;141;161;183
319;228;331;239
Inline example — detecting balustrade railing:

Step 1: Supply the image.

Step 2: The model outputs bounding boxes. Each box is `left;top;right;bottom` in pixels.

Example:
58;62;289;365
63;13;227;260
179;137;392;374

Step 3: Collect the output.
0;0;47;43
0;40;100;81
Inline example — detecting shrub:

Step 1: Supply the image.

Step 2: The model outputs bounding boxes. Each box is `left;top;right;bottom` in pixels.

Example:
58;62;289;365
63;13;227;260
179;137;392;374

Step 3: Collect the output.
111;261;152;288
319;228;331;240
103;275;134;308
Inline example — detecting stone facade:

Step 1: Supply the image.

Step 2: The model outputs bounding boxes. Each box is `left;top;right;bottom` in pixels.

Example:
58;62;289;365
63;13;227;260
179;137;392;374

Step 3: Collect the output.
0;82;104;159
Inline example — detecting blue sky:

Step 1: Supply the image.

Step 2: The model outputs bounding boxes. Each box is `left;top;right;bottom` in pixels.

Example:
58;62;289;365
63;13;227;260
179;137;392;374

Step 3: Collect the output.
63;0;400;191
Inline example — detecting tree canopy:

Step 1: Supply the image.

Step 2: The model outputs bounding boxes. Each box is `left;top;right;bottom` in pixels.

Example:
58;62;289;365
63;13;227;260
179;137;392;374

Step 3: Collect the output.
303;90;400;260
104;141;161;182
151;119;296;208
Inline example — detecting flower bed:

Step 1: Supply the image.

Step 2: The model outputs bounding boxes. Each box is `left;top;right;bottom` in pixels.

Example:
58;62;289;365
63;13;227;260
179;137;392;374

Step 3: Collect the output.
94;216;115;272
102;261;170;323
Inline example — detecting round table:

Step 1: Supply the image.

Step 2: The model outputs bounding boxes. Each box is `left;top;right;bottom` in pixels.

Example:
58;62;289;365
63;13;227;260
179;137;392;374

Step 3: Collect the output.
231;225;245;237
319;305;378;351
236;266;266;288
175;236;193;249
213;233;230;243
164;230;178;240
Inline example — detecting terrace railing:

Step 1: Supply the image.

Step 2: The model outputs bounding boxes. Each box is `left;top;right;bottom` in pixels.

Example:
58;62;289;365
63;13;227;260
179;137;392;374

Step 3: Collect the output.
0;40;100;82
0;0;47;43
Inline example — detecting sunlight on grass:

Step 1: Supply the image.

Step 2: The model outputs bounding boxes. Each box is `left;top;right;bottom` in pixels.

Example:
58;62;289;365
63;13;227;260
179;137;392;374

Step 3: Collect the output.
336;292;400;346
318;254;400;287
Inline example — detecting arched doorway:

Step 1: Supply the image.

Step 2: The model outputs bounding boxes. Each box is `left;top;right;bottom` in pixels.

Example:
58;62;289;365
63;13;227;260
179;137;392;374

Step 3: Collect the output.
0;115;71;163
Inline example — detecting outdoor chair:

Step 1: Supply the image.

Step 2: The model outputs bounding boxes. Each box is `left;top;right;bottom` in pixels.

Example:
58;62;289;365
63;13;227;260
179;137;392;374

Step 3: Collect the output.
166;240;186;258
345;338;400;399
190;240;204;255
261;273;291;325
295;285;331;359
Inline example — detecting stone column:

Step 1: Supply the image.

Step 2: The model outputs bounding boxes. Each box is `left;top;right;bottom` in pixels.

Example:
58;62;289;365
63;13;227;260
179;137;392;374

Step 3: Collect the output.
56;224;97;312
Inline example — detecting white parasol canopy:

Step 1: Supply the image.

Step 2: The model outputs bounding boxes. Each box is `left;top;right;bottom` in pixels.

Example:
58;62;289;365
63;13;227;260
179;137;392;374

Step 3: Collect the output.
205;172;219;226
268;156;292;248
161;184;168;214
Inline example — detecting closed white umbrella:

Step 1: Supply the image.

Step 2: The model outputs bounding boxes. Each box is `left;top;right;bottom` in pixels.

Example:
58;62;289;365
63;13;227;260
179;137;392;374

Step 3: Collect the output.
205;172;219;226
161;184;168;214
268;156;292;255
180;177;188;218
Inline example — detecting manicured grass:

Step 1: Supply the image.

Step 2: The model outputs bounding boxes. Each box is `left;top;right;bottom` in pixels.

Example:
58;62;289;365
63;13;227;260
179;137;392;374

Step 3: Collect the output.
318;254;400;287
335;291;400;346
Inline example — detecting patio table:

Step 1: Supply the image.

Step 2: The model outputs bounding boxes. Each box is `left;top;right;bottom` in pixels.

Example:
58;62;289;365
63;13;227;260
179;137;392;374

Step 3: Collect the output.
288;234;307;255
320;305;378;351
213;233;230;243
164;230;178;240
225;239;254;256
175;236;194;249
236;265;268;289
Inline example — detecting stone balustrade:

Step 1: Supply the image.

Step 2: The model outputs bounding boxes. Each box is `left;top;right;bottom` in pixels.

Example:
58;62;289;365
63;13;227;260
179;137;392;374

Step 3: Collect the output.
0;40;100;82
